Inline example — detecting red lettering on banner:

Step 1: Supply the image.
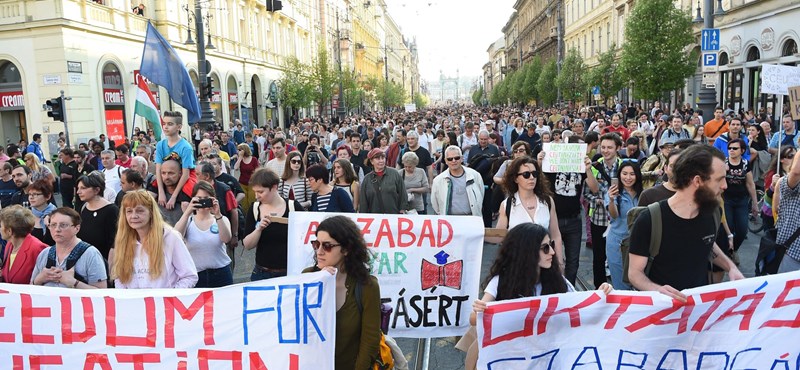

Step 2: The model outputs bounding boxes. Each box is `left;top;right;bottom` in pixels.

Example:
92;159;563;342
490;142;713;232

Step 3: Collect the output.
357;218;375;247
303;221;320;245
248;353;299;370
690;289;738;332
115;354;160;370
12;355;22;370
30;355;62;370
105;296;157;347
603;294;654;329
164;291;216;348
61;296;97;344
437;220;453;247
0;290;14;342
198;350;243;370
761;279;800;328
481;299;542;347
706;292;765;331
625;296;696;334
374;219;396;247
83;354;112;370
537;293;601;335
419;220;436;246
397;217;414;247
21;293;54;344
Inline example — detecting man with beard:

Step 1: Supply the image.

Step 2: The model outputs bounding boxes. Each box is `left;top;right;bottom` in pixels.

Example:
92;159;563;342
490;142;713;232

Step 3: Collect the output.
149;159;191;226
628;145;744;301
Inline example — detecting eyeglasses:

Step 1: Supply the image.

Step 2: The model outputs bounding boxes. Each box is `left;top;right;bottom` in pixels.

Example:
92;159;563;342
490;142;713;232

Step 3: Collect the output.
513;148;527;153
28;193;43;197
540;240;555;254
446;156;462;162
728;147;741;151
48;223;74;230
517;171;539;179
290;159;302;164
311;240;342;252
621;158;639;163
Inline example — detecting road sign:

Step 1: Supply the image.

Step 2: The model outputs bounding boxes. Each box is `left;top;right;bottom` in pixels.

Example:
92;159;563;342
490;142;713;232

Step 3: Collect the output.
702;52;719;72
592;86;600;95
702;29;721;51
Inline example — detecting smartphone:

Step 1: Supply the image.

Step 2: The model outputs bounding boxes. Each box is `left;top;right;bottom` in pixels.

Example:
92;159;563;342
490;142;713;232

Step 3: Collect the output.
610;178;619;188
197;198;213;208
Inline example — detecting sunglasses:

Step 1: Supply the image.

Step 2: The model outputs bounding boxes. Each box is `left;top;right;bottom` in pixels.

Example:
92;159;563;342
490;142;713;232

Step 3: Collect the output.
446;156;462;162
540;240;555;254
728;147;741;151
291;159;302;164
311;240;342;252
517;171;539;179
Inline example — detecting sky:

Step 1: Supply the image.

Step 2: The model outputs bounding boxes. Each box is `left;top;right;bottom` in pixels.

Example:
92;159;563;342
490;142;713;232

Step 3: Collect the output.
384;0;516;85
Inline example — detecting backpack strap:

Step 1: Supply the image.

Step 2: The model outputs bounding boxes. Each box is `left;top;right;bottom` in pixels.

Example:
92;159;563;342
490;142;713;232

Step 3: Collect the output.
504;195;514;227
647;202;662;261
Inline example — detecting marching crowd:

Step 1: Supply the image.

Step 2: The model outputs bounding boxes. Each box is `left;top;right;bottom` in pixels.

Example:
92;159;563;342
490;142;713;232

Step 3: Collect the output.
0;102;798;369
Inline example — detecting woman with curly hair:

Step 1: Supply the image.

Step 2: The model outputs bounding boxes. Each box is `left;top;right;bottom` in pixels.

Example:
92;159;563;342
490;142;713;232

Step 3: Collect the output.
332;158;360;210
303;216;380;370
493;157;564;267
464;223;612;369
112;190;198;289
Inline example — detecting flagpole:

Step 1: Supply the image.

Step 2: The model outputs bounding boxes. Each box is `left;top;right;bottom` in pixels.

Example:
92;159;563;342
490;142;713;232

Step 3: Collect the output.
194;1;216;130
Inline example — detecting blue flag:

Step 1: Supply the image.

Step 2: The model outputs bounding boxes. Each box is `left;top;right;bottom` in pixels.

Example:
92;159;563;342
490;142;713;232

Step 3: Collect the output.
140;22;201;123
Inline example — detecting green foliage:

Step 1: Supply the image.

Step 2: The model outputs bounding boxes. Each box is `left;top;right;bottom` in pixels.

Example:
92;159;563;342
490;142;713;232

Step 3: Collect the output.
587;43;624;105
310;45;336;116
279;56;313;110
556;49;586;103
472;86;483;106
619;0;696;100
537;60;558;106
523;57;542;102
341;69;362;113
491;77;509;105
413;93;429;109
512;69;527;104
375;78;406;110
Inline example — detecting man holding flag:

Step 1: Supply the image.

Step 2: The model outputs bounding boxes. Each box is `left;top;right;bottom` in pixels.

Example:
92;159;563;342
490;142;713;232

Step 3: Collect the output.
137;22;201;209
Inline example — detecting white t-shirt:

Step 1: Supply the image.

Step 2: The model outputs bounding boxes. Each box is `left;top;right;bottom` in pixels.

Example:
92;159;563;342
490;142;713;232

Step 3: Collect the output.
484;274;575;298
507;192;551;230
103;165;125;193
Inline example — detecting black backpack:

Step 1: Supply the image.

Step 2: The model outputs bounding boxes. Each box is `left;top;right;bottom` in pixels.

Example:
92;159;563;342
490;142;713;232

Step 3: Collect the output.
45;241;108;285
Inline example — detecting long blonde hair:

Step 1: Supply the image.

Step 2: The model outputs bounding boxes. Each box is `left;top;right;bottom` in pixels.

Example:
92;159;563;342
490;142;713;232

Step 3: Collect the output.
24;153;42;171
112;190;166;283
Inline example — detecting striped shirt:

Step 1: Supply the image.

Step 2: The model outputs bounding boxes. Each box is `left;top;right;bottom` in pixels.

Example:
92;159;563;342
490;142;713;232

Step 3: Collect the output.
315;193;332;212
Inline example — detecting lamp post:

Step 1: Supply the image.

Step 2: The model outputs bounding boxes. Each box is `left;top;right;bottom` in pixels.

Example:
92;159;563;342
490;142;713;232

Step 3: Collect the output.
193;1;215;129
336;9;345;122
695;0;723;117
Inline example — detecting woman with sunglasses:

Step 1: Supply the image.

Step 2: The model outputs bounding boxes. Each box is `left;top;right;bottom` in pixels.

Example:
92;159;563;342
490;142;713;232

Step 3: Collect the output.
492;141;531;185
604;160;643;290
302;215;380;370
465;223;612;369
279;151;312;210
763;147;797;229
493;157;563;267
723;138;759;262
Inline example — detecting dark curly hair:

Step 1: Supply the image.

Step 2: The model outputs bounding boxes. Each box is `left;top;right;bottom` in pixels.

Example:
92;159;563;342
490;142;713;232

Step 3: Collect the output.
501;156;553;208
483;223;567;300
315;215;372;285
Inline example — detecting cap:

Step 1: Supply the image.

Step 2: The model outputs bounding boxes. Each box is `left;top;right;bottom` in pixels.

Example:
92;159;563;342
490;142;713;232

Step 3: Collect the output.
526;122;536;129
367;148;386;160
660;114;670;122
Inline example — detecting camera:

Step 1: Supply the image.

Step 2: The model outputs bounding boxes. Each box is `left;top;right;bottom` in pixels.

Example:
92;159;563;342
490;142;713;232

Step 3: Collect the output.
196;198;213;208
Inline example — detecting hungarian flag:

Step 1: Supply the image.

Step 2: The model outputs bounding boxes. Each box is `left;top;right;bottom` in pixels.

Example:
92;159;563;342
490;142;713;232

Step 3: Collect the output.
134;76;162;141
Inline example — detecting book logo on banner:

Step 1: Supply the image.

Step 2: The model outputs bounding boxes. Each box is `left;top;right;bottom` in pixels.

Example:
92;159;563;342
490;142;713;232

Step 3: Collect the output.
421;251;463;291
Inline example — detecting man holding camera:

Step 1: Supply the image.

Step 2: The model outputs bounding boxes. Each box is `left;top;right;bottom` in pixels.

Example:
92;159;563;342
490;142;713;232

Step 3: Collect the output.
302;134;329;168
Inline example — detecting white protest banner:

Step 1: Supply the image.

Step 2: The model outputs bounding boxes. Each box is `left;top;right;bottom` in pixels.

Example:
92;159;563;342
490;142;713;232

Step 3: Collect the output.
0;271;336;369
477;271;800;369
288;212;485;338
541;143;588;173
761;64;800;95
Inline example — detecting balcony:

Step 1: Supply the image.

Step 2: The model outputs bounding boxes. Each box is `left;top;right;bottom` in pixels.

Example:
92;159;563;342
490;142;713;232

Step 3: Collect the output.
0;0;148;36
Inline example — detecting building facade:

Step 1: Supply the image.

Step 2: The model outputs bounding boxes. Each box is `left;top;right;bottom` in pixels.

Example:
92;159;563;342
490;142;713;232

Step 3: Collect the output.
483;37;506;96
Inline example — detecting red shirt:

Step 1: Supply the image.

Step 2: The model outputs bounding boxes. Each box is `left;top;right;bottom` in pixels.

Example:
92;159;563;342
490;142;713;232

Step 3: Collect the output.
115;157;132;168
238;157;259;185
602;125;631;141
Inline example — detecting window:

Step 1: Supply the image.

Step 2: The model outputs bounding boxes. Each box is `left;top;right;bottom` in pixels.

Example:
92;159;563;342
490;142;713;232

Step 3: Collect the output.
607;22;611;48
598;26;602;53
591;31;595;55
746;46;760;62
584;35;587;58
782;39;798;57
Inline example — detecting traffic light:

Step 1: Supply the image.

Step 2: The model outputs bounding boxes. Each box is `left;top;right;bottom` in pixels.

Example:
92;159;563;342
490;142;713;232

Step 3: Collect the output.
204;76;214;99
266;0;282;12
46;97;65;122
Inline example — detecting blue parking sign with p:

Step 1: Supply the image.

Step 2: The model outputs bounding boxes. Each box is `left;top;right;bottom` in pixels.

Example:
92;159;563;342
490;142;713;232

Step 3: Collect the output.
703;53;717;67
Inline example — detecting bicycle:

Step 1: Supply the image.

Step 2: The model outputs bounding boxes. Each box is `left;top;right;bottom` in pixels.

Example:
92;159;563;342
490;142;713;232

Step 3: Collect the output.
748;188;767;235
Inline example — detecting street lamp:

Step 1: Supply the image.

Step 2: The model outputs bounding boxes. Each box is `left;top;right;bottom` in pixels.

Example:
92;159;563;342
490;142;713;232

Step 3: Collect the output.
182;5;195;45
191;0;216;129
205;13;216;50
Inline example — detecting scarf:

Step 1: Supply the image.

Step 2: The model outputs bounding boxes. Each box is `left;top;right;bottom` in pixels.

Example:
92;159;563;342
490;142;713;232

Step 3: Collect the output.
31;203;57;236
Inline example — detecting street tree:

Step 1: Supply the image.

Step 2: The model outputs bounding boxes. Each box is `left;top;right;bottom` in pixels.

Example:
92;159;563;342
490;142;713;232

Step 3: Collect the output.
587;43;624;106
619;0;696;101
279;56;313;112
413;93;430;109
512;68;527;105
310;45;336;116
472;86;483;105
341;69;362;114
556;49;587;103
523;57;542;103
537;60;558;107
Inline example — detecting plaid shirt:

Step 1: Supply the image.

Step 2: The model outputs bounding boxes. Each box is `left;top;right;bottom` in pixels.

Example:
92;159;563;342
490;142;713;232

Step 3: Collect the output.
583;159;619;227
778;177;800;261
